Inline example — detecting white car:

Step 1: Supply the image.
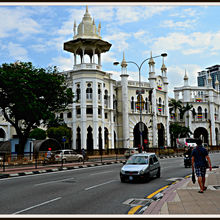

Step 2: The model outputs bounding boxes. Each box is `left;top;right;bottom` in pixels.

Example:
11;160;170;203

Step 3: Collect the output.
55;149;83;163
120;153;161;182
124;148;139;159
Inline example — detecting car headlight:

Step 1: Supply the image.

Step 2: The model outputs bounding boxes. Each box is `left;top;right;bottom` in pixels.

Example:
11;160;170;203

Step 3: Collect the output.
121;169;125;174
139;169;145;175
185;155;189;158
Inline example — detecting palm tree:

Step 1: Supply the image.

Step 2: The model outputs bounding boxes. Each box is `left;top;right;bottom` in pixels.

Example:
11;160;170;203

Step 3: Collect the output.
179;102;193;120
170;123;192;147
169;98;183;121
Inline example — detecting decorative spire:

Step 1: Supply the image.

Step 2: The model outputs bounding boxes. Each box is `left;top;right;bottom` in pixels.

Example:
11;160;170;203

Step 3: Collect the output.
184;69;188;80
73;20;76;36
98;22;101;36
148;51;155;65
121;52;127;68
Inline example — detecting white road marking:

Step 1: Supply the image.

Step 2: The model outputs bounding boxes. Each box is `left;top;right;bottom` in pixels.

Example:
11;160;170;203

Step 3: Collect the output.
12;197;61;214
85;180;117;191
34;177;75;186
89;171;113;176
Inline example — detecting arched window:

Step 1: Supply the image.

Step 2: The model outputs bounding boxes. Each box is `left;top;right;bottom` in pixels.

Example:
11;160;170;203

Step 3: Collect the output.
104;90;108;107
98;84;101;100
158;97;162;114
145;97;148;112
76;84;80;102
113;95;117;110
131;97;134;110
205;108;208;119
197;106;202;120
86;83;92;100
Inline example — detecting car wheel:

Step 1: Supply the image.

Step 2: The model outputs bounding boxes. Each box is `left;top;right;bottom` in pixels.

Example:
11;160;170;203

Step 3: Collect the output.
120;177;126;183
78;158;83;162
156;168;161;178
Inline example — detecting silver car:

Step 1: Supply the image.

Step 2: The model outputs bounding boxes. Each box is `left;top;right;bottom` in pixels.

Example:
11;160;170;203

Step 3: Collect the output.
55;149;83;163
120;153;161;182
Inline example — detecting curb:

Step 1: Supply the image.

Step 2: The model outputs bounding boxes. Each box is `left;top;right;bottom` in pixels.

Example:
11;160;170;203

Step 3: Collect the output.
0;160;126;179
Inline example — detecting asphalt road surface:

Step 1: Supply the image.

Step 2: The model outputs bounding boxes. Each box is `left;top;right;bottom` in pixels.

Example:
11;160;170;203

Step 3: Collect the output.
0;153;219;215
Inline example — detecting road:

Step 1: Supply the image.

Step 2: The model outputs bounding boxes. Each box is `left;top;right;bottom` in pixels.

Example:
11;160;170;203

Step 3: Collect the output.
0;153;219;215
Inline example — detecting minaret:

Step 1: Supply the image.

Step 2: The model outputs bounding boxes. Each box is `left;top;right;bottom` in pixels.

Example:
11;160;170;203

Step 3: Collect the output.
98;22;101;36
120;52;130;149
215;77;219;91
148;52;157;148
208;73;212;87
161;57;170;147
73;20;76;36
184;69;189;87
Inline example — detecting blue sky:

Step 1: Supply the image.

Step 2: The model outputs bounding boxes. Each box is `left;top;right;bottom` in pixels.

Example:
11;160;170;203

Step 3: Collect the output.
1;3;220;97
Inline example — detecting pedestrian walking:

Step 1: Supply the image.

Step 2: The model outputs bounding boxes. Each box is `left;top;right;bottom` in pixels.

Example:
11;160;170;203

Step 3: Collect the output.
191;139;212;193
47;148;52;159
81;148;86;161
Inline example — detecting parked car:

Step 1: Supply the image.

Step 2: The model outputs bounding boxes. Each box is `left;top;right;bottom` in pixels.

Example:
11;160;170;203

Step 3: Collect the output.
120;153;161;183
55;149;83;163
124;148;139;159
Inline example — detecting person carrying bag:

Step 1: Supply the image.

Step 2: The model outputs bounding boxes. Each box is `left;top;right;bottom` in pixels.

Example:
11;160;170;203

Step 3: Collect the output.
191;139;212;193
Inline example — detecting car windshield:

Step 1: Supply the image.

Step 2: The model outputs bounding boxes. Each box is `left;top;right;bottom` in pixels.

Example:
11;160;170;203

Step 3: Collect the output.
126;156;148;165
55;151;63;154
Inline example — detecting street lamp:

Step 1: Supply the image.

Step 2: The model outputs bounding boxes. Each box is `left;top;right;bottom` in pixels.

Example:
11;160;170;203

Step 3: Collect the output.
114;53;167;152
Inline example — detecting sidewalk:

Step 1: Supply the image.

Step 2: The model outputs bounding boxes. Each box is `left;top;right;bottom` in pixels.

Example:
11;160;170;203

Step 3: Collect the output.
143;167;220;215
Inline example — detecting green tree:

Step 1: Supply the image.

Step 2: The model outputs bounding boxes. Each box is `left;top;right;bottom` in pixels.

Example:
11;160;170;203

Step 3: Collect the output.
0;61;73;157
47;125;72;148
169;98;183;121
29;128;46;140
46;113;66;128
179;102;193;119
170;123;192;147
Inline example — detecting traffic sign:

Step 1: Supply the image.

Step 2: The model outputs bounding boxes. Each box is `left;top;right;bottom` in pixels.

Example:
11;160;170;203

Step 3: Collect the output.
144;139;148;144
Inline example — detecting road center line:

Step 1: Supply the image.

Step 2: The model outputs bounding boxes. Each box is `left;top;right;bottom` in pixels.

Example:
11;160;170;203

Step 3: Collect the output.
12;197;61;214
34;177;75;186
85;180;116;191
89;171;113;176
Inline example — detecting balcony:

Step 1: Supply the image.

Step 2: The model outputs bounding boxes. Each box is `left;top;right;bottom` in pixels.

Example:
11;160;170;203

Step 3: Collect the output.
73;63;101;71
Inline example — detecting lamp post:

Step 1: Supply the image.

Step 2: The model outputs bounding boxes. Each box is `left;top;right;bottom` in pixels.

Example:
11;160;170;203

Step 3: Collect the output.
114;53;167;152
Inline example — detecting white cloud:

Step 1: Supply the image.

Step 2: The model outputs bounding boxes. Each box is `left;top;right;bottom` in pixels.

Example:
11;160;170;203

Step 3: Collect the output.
167;64;201;97
51;56;72;72
151;31;220;56
161;19;197;29
7;42;28;61
170;8;198;18
0;7;41;39
104;32;131;52
102;51;116;64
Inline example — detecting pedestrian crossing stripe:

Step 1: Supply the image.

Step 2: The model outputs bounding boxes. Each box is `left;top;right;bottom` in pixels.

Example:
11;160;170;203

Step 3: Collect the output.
128;205;142;215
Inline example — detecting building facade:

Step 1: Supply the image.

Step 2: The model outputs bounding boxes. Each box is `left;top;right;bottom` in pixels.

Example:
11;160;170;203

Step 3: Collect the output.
173;71;220;146
60;7;170;153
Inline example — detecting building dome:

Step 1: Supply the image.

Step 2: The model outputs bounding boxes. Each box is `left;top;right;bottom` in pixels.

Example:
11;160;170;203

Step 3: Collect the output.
74;6;101;40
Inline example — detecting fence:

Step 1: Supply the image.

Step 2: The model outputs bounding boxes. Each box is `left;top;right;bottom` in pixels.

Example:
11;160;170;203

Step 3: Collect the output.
0;146;220;172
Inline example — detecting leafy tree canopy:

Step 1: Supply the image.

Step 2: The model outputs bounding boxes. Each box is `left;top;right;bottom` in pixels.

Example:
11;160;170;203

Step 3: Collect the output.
29;128;46;140
47;125;72;147
0;61;74;156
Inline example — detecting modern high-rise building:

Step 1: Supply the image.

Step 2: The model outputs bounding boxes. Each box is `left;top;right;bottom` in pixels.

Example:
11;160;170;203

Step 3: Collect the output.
198;65;220;91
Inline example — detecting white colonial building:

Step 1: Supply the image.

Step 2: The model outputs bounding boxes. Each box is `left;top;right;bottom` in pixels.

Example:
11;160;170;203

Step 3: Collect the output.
173;71;220;146
59;7;170;153
1;7;219;154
